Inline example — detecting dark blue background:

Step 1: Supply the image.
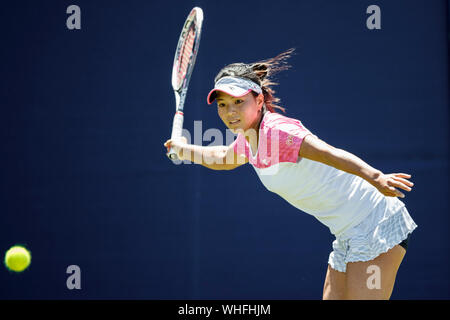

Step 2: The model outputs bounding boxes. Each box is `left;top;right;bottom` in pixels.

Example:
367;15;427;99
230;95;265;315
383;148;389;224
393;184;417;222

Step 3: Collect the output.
0;0;448;299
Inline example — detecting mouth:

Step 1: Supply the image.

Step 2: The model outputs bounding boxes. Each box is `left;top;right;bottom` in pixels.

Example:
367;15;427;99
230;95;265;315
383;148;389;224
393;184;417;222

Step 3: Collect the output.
229;119;240;125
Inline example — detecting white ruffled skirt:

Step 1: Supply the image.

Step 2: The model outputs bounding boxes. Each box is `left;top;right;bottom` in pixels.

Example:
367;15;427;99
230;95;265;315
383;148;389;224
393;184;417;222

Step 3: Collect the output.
328;196;418;273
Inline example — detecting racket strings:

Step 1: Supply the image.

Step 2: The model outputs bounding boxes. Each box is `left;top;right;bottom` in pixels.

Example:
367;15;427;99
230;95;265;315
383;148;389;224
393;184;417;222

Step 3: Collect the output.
177;26;196;85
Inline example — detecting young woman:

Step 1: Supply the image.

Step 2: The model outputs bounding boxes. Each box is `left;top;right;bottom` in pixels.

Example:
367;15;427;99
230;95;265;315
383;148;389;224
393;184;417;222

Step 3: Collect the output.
163;49;417;300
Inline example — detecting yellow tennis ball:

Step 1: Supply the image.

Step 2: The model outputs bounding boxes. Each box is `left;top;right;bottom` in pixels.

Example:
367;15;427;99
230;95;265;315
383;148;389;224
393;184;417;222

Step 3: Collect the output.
4;245;31;272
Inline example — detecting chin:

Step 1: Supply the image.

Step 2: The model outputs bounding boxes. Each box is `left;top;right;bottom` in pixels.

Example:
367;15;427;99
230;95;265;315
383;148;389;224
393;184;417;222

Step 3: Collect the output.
230;125;245;134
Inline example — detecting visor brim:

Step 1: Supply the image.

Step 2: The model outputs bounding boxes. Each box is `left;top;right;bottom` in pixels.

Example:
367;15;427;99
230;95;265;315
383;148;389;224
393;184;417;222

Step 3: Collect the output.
207;88;252;105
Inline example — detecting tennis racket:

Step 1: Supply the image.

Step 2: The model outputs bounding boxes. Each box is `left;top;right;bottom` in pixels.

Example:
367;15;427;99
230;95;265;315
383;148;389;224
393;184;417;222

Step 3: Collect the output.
167;7;204;161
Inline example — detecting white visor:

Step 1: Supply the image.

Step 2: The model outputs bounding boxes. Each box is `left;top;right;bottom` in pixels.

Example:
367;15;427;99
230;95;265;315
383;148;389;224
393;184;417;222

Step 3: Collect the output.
207;76;262;105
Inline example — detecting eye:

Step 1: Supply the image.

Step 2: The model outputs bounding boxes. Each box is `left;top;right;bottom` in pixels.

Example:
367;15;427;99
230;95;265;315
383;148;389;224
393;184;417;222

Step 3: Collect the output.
217;103;226;108
235;99;243;104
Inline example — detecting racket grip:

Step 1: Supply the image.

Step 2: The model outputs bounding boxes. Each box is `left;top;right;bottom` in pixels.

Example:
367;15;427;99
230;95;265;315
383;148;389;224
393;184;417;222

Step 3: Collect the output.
167;111;184;161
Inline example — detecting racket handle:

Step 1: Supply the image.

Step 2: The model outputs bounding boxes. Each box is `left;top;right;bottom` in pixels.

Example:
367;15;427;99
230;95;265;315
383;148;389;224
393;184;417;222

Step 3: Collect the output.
167;111;184;161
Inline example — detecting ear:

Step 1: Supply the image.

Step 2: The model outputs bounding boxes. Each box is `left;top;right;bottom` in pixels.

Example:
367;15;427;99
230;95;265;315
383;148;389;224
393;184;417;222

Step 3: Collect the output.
256;93;264;109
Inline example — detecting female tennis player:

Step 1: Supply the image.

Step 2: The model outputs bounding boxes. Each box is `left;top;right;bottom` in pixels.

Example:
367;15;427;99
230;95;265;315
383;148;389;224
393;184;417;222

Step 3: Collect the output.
164;49;417;300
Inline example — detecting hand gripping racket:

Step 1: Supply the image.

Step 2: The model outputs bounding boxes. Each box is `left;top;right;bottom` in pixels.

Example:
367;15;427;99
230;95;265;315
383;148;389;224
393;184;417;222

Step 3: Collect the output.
167;7;203;161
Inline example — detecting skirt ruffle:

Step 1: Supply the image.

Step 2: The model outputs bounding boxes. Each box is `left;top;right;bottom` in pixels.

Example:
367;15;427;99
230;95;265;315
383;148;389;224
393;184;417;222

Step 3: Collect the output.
328;197;418;272
345;206;417;263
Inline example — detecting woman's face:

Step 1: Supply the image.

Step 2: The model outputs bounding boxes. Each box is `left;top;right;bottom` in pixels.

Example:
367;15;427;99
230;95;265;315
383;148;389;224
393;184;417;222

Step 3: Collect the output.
216;91;264;134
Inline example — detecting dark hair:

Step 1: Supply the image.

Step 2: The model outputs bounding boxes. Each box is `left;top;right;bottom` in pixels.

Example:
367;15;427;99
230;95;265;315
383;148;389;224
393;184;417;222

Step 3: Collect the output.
214;48;295;113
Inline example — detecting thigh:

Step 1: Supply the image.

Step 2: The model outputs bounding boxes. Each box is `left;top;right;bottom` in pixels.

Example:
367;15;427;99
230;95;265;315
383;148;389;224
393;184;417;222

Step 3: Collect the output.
323;264;347;300
346;245;406;300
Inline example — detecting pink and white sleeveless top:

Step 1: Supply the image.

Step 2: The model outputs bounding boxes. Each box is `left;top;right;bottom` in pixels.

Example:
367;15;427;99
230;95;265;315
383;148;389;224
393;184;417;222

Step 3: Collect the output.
231;111;388;236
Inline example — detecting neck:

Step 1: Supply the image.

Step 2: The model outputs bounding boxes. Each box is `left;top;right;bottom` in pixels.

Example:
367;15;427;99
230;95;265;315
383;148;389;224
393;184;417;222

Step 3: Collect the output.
245;110;266;146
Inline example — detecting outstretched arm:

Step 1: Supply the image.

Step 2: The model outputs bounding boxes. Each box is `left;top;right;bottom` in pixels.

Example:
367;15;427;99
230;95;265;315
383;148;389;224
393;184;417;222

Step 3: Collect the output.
298;135;414;198
164;137;248;170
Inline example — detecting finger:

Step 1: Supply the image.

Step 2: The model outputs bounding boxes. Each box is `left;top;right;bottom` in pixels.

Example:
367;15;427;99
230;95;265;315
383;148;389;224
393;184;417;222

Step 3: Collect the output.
387;192;404;199
388;179;412;192
391;176;414;187
394;173;412;178
387;186;405;198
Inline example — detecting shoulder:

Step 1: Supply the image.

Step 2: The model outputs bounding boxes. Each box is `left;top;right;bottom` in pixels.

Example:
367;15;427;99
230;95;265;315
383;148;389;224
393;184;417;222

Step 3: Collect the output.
262;111;311;136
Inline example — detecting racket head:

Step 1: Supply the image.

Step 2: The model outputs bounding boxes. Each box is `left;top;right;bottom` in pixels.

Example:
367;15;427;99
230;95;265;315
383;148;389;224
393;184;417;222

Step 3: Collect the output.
171;7;203;95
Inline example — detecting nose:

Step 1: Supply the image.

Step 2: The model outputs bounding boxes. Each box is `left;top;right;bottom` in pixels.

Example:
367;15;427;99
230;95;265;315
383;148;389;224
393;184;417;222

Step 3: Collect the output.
227;104;238;116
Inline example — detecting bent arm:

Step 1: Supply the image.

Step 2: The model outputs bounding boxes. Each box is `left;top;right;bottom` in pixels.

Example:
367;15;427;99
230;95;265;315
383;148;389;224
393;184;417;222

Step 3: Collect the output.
179;143;248;170
298;135;382;184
